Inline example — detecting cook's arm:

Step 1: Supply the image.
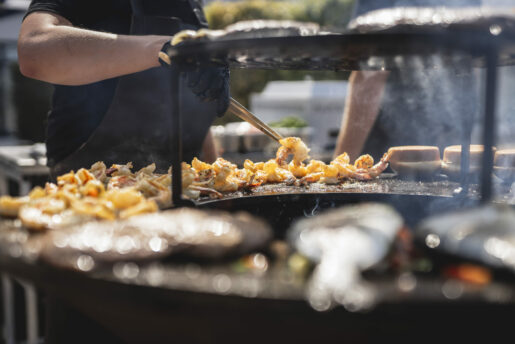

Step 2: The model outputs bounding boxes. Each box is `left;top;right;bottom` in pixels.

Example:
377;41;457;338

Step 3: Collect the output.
18;12;169;86
334;70;389;161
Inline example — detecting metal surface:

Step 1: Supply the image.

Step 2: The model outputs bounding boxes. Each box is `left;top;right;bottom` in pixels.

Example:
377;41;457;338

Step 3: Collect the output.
228;98;283;142
169;31;514;72
1;199;515;343
455;61;475;195
2;275;15;344
16;278;39;344
195;176;480;232
170;68;183;207
167;24;512;205
481;49;499;203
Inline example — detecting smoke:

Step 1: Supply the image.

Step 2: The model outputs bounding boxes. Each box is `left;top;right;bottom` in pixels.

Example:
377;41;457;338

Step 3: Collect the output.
353;52;482;161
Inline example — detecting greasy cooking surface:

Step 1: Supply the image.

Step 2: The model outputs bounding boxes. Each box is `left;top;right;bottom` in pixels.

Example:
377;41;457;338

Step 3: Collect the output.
197;174;475;202
168;14;515;72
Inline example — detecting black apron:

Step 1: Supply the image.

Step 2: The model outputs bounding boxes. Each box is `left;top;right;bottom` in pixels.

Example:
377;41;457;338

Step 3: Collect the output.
51;1;216;178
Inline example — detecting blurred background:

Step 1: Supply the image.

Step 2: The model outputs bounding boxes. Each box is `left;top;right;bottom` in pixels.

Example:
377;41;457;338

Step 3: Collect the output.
0;0;355;175
2;0;515;193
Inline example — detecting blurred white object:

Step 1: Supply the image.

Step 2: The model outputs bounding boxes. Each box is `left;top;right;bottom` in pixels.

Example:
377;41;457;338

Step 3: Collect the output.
250;80;347;152
288;203;403;312
0;143;49;196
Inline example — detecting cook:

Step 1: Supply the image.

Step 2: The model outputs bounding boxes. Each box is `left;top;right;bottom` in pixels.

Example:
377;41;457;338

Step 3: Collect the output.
333;0;502;163
18;0;229;179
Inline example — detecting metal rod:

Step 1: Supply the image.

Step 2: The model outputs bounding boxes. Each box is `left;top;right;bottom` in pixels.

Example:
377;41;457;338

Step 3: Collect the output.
17;279;39;344
456;59;474;198
228;98;284;142
480;49;498;203
2;275;15;344
171;67;182;207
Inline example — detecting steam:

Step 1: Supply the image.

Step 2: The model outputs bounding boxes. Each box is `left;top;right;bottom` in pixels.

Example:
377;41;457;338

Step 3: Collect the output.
354;53;482;161
349;1;515;158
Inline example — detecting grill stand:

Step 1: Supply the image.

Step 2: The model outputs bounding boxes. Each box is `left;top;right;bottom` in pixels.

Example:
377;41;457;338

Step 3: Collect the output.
167;32;507;208
480;47;499;203
170;68;194;207
456;58;474;200
170;68;183;207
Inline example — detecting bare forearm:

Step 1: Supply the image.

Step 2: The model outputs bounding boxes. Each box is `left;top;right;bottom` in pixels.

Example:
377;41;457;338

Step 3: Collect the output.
18;13;169;85
334;70;389;161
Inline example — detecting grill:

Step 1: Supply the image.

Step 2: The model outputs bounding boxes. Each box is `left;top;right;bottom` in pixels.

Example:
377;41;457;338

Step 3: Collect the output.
3;9;515;344
167;12;515;207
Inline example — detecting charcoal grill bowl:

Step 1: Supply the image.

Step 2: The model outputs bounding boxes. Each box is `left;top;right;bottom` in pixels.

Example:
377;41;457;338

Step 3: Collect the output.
2;238;515;344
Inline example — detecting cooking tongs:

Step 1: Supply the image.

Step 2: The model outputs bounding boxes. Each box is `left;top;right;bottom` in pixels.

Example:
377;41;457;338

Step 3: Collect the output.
228;98;284;142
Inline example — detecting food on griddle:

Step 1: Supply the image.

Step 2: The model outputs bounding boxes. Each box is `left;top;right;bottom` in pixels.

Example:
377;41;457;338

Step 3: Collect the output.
388;145;441;179
189;136;391;190
441;144;495;181
0;195;30;217
0;163;171;230
40;208;273;268
0;137;391;231
288;203;404;311
276;137;310;167
14;165;162;231
493;148;515;182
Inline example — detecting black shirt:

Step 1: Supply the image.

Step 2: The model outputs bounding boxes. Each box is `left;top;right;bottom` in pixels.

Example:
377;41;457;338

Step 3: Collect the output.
24;0;200;166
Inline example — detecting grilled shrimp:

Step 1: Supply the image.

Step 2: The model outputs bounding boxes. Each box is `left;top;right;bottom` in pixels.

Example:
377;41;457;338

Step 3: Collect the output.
0;196;30;217
333;152;350;165
306;160;326;174
350;152;391;181
89;161;107;182
191;157;213;172
263;160;296;185
298;172;324;185
212;158;239;192
288;161;308;178
354;154;374;169
107;162;134;177
276;137;310;166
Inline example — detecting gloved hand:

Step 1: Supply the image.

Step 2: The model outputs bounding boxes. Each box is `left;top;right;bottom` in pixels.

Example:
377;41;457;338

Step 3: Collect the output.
159;40;230;117
185;65;230;117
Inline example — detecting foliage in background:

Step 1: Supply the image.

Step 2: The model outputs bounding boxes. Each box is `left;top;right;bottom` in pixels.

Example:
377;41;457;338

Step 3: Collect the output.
204;0;355;124
269;116;308;128
205;0;355;29
206;0;306;29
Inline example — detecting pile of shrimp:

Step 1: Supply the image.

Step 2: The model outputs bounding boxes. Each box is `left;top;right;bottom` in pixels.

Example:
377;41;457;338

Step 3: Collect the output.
0;137;390;230
188;136;391;193
0;162;165;230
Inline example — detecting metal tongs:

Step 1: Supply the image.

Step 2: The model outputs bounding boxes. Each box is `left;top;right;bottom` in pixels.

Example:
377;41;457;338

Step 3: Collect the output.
228;98;284;142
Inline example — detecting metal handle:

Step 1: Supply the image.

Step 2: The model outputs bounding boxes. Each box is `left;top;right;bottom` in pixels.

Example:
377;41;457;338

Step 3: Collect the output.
228;98;284;142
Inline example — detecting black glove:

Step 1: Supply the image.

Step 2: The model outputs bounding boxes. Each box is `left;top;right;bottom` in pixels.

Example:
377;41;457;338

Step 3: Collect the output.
185;65;230;117
159;40;230;117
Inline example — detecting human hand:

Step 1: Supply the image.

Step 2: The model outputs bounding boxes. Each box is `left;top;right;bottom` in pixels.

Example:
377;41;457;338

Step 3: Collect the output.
158;39;230;117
